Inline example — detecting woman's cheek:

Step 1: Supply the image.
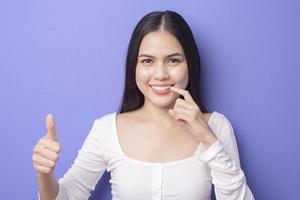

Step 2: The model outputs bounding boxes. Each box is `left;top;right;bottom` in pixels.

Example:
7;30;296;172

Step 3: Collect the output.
169;67;189;86
137;66;151;81
136;65;153;91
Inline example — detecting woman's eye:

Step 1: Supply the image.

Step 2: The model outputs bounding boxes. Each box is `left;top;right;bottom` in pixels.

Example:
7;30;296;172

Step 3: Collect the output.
168;58;180;64
141;59;153;64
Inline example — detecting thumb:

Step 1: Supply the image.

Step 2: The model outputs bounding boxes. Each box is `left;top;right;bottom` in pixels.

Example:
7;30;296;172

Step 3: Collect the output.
46;114;58;141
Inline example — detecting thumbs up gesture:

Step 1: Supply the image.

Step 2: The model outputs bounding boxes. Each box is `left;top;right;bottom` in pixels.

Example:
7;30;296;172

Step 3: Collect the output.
32;114;62;175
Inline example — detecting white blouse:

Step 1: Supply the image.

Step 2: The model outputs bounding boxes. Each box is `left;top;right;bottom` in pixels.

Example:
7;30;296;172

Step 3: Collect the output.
38;111;255;200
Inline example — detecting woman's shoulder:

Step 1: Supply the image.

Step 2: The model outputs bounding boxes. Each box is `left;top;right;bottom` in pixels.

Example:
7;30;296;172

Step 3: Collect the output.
92;111;142;131
91;112;117;130
206;111;234;134
115;110;147;124
207;111;236;140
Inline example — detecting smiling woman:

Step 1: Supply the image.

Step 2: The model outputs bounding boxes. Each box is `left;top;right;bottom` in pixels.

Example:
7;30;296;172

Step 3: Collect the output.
120;11;204;114
33;10;255;200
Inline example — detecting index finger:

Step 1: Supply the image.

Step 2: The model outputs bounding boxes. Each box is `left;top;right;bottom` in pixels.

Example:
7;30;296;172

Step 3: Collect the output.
170;86;196;104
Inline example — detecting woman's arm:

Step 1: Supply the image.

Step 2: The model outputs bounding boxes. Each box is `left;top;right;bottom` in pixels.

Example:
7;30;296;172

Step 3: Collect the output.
199;115;255;200
37;173;59;200
38;119;108;200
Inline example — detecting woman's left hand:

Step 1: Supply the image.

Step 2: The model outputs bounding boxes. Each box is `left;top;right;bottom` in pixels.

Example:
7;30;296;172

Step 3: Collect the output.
169;86;217;146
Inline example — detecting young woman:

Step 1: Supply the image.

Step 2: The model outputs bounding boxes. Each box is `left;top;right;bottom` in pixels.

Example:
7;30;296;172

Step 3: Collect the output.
33;10;255;200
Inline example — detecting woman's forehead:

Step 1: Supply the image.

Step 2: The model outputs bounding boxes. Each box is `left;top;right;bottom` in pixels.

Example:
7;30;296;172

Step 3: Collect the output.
139;31;184;56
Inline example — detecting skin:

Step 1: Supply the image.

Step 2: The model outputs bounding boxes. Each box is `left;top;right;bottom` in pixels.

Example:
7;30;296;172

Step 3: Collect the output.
135;30;217;148
33;114;61;174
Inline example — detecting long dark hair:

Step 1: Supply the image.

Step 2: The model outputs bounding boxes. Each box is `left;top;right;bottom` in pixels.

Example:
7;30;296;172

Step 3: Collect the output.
117;10;208;114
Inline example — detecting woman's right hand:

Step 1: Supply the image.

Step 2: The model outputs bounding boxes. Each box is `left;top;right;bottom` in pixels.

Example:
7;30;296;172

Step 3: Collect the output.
32;114;62;175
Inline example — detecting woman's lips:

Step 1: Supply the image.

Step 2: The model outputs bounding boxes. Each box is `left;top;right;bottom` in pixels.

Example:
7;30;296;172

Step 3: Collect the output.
150;85;173;95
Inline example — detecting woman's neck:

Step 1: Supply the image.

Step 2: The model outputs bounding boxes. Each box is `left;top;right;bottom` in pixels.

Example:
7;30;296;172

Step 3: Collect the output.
136;101;177;127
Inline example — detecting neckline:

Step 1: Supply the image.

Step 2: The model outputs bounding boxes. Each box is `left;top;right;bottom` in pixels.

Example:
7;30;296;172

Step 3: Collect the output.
112;111;217;166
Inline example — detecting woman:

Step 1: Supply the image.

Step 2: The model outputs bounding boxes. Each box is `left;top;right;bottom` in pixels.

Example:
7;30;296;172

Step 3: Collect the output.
33;10;255;200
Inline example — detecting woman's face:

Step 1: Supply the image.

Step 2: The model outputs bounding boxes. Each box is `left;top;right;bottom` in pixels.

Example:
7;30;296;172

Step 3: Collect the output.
136;30;189;108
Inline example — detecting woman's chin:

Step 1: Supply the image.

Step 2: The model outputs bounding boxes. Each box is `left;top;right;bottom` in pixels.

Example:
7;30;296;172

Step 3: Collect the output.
149;96;175;108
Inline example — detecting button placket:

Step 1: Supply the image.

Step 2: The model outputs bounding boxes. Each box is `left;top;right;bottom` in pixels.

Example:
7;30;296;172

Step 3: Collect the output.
152;163;164;200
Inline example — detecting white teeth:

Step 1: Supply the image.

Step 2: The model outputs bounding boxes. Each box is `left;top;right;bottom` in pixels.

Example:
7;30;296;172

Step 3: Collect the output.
151;85;170;90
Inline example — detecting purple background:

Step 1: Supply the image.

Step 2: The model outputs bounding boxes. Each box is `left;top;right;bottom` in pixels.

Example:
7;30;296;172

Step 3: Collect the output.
1;0;299;199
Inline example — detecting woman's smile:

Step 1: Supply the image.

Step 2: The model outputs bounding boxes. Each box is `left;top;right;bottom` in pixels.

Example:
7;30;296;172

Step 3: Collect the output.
149;83;175;95
151;85;172;95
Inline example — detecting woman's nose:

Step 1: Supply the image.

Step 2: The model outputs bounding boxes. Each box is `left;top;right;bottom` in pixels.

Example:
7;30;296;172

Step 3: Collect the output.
153;62;169;79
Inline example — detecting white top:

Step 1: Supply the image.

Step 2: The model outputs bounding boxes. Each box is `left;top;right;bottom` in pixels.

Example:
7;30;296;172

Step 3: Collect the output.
38;111;255;200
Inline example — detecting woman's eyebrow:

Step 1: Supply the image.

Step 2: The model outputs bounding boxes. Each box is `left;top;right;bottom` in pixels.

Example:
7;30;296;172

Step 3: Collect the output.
165;53;183;58
138;54;155;58
138;52;183;58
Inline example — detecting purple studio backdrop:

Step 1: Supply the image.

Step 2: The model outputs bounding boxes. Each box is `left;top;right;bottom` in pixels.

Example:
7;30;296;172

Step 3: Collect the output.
0;0;299;199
